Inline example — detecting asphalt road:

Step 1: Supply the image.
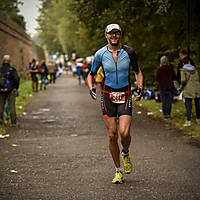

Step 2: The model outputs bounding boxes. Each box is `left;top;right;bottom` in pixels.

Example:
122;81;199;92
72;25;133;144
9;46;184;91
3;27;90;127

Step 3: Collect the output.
0;75;200;200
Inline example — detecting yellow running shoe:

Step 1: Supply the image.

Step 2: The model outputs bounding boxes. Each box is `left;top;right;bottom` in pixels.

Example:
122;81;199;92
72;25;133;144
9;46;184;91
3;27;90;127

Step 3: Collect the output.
112;171;123;184
122;154;132;174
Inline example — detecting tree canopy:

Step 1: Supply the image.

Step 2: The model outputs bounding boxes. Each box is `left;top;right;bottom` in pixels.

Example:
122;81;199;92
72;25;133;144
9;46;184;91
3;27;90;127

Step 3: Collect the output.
37;0;200;85
0;0;26;29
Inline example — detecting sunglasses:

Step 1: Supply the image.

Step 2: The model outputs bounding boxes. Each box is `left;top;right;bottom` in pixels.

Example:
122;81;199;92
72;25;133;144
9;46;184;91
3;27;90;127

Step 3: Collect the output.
107;31;121;35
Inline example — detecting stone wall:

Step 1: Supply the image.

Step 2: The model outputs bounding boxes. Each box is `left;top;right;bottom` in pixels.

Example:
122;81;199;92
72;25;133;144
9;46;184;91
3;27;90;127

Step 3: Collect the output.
0;12;41;71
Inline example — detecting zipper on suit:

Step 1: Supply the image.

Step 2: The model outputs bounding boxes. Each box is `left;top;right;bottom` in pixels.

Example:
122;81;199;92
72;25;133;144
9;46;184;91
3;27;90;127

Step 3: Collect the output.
115;62;118;85
112;52;119;85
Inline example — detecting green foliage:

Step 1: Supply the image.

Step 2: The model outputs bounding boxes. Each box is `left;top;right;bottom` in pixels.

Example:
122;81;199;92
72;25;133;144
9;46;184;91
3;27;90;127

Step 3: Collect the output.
37;0;63;54
16;80;33;116
36;0;200;85
35;44;46;62
0;0;26;29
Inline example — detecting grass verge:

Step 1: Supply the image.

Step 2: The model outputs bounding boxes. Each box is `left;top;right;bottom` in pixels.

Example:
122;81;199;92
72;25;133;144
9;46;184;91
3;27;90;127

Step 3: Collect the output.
16;80;33;115
134;98;200;139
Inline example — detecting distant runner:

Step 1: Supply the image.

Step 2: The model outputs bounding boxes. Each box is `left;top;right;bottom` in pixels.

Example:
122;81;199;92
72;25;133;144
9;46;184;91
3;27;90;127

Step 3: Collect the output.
87;24;143;184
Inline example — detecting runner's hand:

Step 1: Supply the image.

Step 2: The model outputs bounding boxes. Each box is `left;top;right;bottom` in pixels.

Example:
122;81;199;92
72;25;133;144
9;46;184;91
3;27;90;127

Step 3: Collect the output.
90;88;96;100
133;86;143;101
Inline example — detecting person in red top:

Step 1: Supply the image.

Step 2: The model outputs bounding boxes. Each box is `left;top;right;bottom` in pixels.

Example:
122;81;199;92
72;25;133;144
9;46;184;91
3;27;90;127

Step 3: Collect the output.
155;55;176;120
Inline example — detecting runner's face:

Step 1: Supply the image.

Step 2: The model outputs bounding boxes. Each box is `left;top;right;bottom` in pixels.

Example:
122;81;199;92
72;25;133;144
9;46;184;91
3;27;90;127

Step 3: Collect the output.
105;29;121;46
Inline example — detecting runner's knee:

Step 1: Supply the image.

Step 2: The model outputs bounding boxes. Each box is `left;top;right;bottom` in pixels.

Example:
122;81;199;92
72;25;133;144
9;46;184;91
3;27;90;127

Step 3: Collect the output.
109;135;118;143
120;130;130;140
108;131;118;143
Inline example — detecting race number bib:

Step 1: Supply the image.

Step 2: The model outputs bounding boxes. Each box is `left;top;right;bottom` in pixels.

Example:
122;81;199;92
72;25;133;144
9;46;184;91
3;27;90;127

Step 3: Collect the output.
109;92;125;103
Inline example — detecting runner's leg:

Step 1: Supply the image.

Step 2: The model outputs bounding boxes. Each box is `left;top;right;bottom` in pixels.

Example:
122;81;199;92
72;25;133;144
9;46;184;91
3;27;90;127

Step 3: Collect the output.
104;117;120;168
119;115;133;174
119;115;132;152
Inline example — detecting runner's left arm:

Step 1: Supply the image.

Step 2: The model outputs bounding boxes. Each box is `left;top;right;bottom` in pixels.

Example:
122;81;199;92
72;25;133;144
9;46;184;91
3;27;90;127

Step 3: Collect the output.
134;68;143;101
134;68;143;89
129;50;143;101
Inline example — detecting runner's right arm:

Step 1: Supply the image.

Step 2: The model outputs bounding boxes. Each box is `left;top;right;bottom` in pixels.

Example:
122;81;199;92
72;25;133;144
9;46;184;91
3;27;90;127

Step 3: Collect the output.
87;54;101;100
87;72;97;100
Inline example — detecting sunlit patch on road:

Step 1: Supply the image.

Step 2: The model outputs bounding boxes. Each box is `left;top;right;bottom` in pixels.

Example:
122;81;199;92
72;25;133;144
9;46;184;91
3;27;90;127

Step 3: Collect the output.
70;134;78;137
39;108;50;112
42;120;56;123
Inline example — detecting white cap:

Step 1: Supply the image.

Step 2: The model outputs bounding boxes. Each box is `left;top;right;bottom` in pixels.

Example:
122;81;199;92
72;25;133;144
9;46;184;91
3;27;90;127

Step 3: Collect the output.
105;24;121;33
3;55;10;61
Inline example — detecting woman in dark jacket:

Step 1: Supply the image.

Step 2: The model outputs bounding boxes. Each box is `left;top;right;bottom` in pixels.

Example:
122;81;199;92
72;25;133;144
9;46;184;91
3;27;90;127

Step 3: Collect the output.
155;55;176;120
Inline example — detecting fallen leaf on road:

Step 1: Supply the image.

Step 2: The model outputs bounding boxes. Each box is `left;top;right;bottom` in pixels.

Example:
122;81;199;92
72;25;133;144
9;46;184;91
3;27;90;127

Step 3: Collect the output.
33;116;40;119
40;108;50;112
71;134;78;137
10;170;18;173
0;134;10;139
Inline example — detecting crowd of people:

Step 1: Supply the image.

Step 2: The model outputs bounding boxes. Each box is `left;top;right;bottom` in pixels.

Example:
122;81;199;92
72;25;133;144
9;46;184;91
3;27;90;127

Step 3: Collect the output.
155;50;200;127
0;23;200;185
0;44;199;130
27;59;64;92
0;54;94;127
68;58;91;86
0;57;67;126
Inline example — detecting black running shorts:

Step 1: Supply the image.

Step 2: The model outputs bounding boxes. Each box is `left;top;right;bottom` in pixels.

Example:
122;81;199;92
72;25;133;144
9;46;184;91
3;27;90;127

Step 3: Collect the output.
101;90;132;118
31;74;38;82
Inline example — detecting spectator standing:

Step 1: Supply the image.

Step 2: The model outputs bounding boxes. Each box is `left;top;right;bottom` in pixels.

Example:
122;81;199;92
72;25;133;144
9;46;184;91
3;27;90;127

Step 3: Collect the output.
95;66;104;88
177;50;195;84
155;56;176;120
39;61;48;90
48;62;57;84
26;61;32;79
58;62;63;78
29;59;39;92
0;55;20;126
76;62;82;85
179;58;200;126
82;60;87;85
86;60;92;77
71;60;77;77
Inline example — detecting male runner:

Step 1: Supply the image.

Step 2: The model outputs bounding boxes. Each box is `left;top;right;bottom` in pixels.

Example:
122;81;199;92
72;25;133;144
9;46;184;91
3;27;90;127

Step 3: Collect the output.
87;24;143;184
